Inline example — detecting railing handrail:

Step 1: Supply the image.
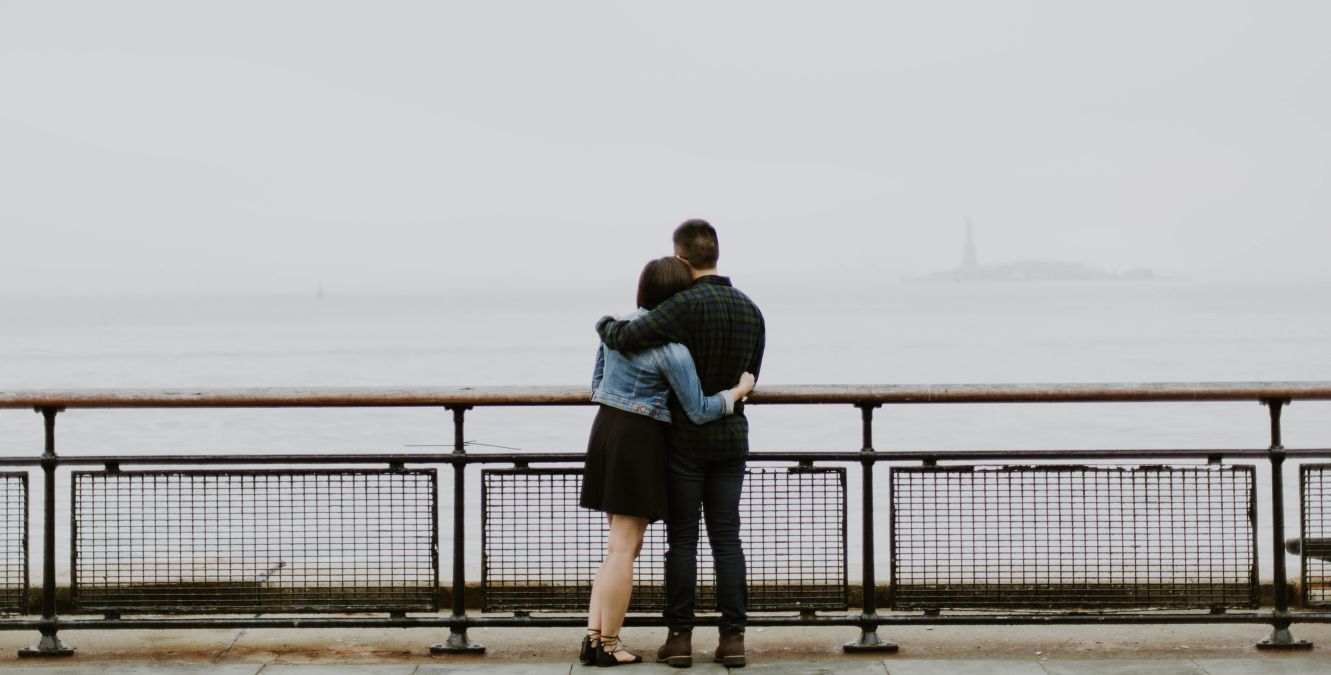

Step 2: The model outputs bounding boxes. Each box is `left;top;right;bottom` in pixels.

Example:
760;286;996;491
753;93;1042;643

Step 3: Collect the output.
2;381;1331;409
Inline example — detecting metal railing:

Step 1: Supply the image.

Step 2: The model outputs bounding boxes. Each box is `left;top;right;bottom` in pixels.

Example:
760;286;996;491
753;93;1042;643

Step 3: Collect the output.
1;382;1331;658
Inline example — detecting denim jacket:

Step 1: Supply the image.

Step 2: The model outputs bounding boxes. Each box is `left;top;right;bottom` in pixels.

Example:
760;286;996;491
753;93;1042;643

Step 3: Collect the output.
591;309;735;424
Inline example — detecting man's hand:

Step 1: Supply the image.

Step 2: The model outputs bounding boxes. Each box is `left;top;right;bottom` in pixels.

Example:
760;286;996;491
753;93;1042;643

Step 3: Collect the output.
732;371;756;401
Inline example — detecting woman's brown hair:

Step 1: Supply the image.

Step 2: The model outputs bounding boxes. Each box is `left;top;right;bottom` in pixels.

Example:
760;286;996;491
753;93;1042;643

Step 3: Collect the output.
637;256;693;310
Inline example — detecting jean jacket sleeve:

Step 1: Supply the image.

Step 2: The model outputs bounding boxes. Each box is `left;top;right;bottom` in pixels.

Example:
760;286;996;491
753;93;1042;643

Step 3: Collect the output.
656;343;734;425
591;344;606;391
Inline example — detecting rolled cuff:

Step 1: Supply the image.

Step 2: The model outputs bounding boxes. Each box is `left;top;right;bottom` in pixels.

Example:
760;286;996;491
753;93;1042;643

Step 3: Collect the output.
721;390;736;415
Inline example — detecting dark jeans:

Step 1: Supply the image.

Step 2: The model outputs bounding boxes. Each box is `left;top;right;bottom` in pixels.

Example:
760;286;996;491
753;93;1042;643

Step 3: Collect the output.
663;452;746;634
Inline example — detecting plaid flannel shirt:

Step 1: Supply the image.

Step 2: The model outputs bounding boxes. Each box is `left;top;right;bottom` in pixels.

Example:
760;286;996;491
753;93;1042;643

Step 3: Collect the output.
597;275;765;460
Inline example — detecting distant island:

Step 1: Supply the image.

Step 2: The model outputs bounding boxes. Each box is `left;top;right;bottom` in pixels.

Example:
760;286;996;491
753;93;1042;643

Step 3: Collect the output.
926;219;1156;282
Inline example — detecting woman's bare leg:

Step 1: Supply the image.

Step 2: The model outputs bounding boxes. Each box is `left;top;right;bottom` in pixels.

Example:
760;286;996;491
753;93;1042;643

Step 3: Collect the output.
586;513;614;636
594;513;649;662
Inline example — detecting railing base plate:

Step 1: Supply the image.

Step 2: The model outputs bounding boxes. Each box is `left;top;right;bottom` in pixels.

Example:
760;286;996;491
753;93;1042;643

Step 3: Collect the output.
431;628;486;655
843;627;899;653
1256;626;1313;650
18;634;75;658
1256;640;1313;650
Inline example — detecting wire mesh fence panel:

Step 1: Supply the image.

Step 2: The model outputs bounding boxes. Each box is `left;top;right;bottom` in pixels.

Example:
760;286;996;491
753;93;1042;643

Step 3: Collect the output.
1302;464;1331;608
745;466;847;610
72;470;437;614
891;465;1257;611
482;466;846;613
0;473;27;614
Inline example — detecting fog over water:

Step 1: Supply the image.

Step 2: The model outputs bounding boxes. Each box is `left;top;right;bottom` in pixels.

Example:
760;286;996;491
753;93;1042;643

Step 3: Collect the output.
2;1;1331;295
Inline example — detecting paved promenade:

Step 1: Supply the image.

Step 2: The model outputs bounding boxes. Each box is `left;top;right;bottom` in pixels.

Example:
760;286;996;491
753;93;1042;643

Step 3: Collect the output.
3;660;1331;674
0;623;1329;673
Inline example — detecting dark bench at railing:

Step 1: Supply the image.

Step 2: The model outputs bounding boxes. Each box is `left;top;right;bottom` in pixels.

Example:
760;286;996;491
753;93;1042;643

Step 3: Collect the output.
1;383;1331;658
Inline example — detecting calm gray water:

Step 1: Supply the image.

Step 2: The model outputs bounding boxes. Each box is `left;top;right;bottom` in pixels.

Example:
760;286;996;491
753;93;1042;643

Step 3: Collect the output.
2;279;1329;583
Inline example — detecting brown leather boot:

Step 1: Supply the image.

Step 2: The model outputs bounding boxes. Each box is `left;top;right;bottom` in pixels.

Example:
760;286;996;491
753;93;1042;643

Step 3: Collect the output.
655;628;693;668
714;630;745;667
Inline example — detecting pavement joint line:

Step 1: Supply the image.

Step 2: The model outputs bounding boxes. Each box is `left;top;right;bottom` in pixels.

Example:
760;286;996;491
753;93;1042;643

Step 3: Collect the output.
1033;659;1224;675
215;626;250;664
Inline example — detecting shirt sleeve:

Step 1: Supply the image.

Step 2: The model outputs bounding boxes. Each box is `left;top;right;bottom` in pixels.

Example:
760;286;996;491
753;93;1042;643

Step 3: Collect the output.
598;295;689;351
657;343;732;425
748;315;766;382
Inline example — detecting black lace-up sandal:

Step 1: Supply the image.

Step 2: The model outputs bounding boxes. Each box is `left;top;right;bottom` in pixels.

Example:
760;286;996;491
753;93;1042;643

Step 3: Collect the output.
580;629;601;666
595;634;643;667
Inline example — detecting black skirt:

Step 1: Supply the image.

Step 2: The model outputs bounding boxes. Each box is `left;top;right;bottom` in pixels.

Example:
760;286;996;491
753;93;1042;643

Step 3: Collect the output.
580;404;670;522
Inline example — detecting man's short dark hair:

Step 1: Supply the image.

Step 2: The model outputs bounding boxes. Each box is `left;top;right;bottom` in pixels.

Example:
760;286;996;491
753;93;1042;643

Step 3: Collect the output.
673;219;719;270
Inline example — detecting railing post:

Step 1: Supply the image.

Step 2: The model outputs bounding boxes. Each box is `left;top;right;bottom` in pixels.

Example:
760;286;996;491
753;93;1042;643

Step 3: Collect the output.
18;407;74;658
1257;398;1312;650
431;405;485;655
844;402;898;653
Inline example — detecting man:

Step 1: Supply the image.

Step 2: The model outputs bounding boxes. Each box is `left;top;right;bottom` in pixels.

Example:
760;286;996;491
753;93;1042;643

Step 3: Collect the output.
597;219;765;668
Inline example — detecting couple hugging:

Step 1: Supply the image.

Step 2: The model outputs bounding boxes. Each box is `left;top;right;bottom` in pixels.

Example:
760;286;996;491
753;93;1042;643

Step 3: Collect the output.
581;219;765;668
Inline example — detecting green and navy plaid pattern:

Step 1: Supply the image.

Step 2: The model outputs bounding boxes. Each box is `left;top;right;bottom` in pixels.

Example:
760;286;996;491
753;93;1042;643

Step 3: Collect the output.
598;275;765;460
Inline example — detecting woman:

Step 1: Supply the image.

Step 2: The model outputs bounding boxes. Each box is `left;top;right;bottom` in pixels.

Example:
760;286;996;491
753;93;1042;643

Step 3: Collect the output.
580;256;755;667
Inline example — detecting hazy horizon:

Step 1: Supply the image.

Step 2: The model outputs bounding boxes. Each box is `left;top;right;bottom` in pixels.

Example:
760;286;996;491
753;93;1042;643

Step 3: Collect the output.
3;1;1329;296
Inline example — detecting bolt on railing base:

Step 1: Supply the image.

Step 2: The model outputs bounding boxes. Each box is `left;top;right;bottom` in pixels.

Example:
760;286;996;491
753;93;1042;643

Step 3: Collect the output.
18;631;75;658
430;628;486;655
843;625;898;653
1256;625;1313;651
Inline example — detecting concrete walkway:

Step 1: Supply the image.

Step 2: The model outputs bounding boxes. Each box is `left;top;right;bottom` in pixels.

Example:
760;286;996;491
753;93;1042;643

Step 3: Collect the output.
3;660;1331;674
1;623;1329;673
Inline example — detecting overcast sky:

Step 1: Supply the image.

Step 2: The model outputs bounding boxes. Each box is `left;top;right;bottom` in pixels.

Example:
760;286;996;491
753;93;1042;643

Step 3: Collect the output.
2;1;1328;295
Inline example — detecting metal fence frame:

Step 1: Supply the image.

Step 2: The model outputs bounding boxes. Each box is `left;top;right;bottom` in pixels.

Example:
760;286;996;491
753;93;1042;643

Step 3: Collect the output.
1;383;1330;658
889;464;1260;611
0;472;28;615
479;465;848;614
69;468;439;615
1300;464;1331;610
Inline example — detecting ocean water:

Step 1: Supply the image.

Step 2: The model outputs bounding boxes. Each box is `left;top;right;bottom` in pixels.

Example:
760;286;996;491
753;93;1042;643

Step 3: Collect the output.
2;279;1329;584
